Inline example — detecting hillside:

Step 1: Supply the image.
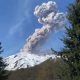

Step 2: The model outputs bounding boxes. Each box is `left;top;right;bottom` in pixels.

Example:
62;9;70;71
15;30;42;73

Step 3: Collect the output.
7;58;70;80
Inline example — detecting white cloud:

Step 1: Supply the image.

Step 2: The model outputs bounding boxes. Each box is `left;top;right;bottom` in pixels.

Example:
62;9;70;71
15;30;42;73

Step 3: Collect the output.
8;19;24;36
7;0;31;37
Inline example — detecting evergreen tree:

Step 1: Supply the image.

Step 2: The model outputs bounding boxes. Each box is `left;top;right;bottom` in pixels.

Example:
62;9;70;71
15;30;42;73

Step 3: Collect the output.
0;42;8;80
59;0;80;80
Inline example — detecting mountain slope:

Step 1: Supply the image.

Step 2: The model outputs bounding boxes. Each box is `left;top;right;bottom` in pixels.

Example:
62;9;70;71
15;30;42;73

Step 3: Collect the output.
7;59;70;80
5;52;56;71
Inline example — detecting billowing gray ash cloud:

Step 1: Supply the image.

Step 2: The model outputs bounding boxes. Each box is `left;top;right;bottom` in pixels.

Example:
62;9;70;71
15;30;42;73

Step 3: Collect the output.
21;1;65;53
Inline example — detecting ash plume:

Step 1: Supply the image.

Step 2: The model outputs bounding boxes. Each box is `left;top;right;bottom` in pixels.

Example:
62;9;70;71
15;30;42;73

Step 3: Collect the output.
21;1;65;53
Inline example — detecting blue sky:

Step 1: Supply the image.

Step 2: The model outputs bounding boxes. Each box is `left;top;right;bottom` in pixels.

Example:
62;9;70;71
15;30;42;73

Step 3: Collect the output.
0;0;74;57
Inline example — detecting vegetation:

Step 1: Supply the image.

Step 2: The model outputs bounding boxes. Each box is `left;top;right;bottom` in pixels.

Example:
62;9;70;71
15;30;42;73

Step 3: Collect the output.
2;0;80;80
7;58;70;80
59;0;80;80
0;42;8;80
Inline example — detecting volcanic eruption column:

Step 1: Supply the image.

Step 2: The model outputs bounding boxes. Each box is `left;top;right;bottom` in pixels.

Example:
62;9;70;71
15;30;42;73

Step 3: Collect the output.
21;1;65;53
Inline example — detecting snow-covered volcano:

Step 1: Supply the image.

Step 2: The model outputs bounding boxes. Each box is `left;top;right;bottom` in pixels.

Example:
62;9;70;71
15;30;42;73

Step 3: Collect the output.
5;52;56;71
4;1;64;71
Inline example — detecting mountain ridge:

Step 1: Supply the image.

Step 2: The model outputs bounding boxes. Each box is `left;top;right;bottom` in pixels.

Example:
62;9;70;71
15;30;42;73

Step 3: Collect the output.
5;52;57;71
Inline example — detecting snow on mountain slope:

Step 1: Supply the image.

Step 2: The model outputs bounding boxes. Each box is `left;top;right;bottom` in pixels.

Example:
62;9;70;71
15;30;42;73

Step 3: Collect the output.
4;1;64;71
5;52;56;71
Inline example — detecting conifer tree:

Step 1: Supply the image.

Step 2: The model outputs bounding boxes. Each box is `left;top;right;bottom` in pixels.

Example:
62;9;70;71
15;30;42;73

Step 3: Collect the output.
59;0;80;80
0;42;8;80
